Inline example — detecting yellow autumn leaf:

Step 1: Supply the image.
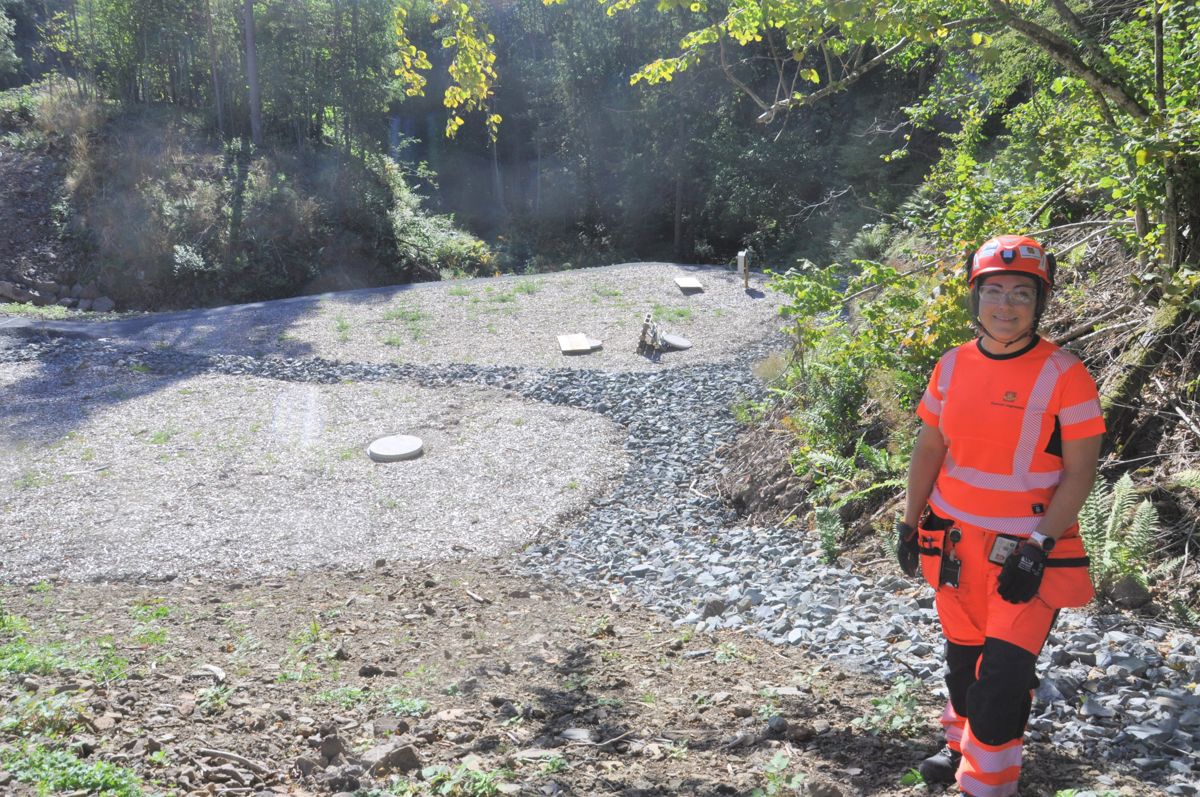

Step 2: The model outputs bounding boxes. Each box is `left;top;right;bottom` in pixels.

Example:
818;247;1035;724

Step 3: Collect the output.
1136;149;1148;166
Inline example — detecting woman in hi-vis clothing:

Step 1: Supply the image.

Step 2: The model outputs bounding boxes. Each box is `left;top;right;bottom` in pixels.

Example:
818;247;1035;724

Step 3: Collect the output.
896;234;1104;797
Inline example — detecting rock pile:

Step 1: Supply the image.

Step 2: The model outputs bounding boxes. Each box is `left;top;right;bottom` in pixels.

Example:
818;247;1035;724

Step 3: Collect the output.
0;277;116;312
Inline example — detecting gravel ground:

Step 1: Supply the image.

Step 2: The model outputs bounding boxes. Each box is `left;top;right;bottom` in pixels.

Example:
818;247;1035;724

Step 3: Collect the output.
0;363;626;582
1;263;1198;795
6;263;782;372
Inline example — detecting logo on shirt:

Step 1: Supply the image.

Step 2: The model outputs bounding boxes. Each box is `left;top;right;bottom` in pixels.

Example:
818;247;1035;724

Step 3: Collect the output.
991;389;1024;410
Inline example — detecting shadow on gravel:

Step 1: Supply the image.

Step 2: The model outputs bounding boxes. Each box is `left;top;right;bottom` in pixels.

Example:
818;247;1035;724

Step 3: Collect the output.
0;284;421;444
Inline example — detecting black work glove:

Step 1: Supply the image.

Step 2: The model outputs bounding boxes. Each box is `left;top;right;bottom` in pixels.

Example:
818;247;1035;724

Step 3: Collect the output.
896;520;919;578
998;541;1047;603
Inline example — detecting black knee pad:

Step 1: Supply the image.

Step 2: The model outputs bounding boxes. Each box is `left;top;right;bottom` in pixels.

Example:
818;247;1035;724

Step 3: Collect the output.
945;641;984;717
965;638;1038;745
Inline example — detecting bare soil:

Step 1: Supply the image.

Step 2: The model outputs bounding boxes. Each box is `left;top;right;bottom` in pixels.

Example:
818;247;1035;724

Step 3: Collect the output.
0;140;84;287
0;559;1145;797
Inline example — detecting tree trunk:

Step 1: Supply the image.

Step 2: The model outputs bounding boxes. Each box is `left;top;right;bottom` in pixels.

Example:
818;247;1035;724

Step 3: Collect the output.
206;0;225;135
492;136;507;217
243;0;263;147
1100;301;1184;451
673;169;684;260
1153;4;1179;268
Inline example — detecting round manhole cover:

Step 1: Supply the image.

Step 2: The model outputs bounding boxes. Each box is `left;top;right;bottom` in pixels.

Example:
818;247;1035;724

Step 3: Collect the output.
661;334;692;350
367;435;425;462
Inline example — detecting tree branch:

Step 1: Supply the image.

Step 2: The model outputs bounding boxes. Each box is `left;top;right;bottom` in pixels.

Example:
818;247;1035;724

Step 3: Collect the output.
987;0;1149;121
758;36;909;123
755;18;990;124
1046;0;1107;66
718;34;771;112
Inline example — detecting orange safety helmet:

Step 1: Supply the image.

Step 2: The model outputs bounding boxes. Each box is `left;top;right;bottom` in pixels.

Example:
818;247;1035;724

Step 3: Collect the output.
966;235;1056;288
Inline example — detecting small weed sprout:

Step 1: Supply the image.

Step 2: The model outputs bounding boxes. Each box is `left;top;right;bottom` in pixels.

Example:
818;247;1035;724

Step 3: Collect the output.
731;397;770;425
586;615;614;638
715;642;751;664
423;763;513;796
382;304;425;341
652;303;693;323
130;599;171;622
852;676;924;737
334;314;351;342
663;740;689;760
388;695;430;717
198;684;231;716
756;689;780;720
147;748;172;767
539;755;568;774
752;752;807;795
314;687;369;708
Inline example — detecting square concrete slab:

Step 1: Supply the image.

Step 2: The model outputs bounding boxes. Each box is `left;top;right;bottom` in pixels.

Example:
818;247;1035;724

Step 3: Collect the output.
558;333;598;354
674;276;704;292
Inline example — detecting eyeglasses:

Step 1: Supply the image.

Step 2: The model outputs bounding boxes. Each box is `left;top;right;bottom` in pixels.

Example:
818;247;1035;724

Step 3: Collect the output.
978;285;1037;306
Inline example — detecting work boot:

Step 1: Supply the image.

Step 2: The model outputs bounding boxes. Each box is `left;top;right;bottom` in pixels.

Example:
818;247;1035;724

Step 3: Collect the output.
918;744;961;784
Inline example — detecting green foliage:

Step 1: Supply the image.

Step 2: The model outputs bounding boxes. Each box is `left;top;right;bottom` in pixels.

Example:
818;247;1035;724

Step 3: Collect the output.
1;691;90;736
0;632;127;682
767;246;965;516
314;687;370;708
382;304;426;342
751;752;806;796
651;304;692;323
814;506;843;564
367;154;494;280
0;301;72;320
0;12;18;79
2;744;143;797
1079;474;1159;599
387;696;431;717
852;676;924;737
418;763;513;796
197;684;231;716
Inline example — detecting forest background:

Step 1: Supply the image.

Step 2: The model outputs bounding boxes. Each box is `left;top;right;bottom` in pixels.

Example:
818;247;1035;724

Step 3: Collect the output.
1;0;1199;618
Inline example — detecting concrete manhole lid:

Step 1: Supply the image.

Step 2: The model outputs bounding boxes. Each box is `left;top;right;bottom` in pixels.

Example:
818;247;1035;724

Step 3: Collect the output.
661;334;692;350
367;434;425;462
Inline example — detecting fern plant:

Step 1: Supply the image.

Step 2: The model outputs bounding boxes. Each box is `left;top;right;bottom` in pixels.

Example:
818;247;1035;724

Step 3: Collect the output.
1079;474;1158;599
814;507;844;564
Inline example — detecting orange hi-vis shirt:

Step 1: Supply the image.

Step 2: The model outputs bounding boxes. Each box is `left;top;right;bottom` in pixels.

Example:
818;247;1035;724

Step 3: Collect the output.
916;336;1105;537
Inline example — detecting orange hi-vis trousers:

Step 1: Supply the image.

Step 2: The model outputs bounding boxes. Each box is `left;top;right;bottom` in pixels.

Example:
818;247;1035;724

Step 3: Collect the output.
918;515;1091;797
